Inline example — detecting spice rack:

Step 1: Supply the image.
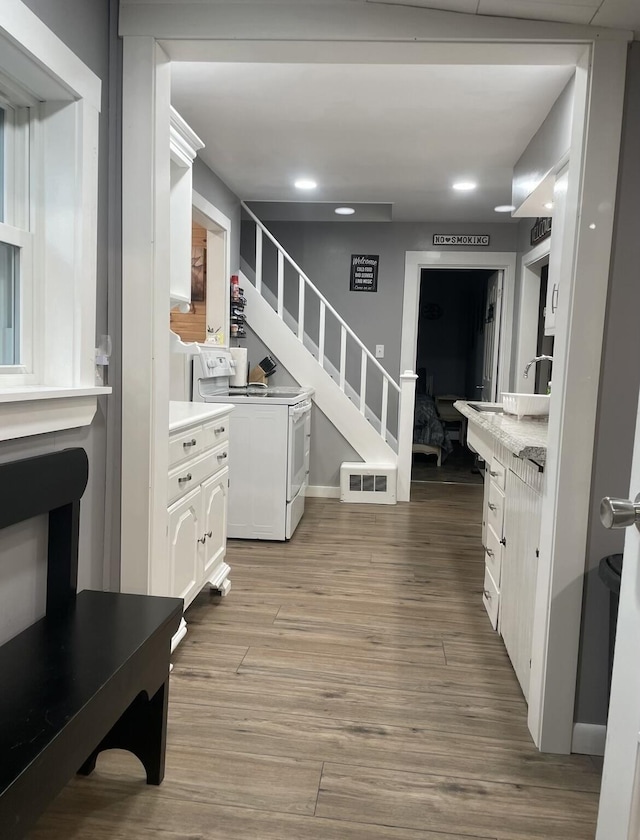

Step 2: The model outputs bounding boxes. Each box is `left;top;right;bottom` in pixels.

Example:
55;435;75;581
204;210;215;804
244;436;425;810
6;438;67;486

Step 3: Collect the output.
230;274;246;341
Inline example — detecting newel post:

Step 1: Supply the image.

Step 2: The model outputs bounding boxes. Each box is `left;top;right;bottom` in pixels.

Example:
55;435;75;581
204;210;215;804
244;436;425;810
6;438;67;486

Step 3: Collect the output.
397;371;417;502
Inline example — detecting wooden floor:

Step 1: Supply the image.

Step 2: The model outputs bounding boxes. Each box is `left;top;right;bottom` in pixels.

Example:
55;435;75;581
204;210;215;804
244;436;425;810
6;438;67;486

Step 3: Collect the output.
29;484;601;839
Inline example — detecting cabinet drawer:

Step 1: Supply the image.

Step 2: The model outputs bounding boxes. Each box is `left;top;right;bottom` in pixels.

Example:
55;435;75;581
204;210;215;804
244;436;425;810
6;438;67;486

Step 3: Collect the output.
484;524;503;587
204;416;230;449
487;481;505;536
168;442;230;504
488;457;506;492
482;565;500;630
169;424;205;467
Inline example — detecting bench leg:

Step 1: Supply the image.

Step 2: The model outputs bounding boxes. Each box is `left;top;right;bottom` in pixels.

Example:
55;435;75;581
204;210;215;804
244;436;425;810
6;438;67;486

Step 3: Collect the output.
78;679;169;785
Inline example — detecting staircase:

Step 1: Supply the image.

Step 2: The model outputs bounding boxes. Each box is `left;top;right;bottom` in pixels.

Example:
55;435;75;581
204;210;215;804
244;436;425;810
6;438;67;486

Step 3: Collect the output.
240;202;416;502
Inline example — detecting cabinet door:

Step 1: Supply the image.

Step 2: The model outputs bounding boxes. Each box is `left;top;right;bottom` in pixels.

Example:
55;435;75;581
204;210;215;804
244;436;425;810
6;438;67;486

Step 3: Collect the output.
167;486;203;607
500;471;542;702
544;167;569;336
201;468;228;581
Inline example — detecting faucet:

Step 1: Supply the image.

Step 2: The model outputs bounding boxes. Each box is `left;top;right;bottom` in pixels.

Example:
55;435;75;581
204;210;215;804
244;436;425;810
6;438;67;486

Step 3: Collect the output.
523;355;554;378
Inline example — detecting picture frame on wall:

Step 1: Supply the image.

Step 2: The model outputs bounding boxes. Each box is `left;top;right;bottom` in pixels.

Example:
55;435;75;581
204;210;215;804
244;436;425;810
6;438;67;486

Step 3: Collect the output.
191;246;206;302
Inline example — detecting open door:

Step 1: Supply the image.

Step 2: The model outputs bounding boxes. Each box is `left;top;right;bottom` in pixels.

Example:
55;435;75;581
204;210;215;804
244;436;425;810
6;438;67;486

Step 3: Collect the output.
596;394;640;837
481;270;502;402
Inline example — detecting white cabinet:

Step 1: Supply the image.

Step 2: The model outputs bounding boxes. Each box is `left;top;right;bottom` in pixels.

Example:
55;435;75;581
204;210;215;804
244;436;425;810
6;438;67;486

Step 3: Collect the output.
544;167;569;336
480;446;543;701
501;470;542;702
166;403;232;648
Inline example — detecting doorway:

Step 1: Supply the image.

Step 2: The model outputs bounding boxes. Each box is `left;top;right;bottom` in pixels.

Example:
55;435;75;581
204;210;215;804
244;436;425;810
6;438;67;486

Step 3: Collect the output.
412;268;497;484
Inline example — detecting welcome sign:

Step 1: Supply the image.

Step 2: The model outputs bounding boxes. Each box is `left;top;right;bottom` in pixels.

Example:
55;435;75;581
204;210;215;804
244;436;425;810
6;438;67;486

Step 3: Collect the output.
350;254;379;292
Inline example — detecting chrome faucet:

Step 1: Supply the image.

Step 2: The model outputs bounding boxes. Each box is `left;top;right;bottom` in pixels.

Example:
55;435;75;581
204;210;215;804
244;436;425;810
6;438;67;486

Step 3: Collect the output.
523;355;554;378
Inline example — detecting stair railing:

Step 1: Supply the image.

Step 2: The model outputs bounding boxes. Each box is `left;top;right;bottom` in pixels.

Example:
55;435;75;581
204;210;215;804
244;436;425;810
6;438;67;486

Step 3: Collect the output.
242;201;403;445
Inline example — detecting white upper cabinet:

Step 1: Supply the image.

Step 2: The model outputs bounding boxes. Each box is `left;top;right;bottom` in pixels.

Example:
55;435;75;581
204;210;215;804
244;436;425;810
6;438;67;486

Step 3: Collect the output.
544;167;569;336
169;107;204;306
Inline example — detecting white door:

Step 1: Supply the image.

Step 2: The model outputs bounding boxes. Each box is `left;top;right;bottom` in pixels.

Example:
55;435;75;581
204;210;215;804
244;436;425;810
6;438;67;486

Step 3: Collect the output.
481;271;502;402
596;396;640;837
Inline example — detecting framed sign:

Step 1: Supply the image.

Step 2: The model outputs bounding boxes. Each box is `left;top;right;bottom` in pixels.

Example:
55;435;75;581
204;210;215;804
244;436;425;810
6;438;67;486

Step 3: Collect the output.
530;217;552;246
433;234;490;246
350;254;379;292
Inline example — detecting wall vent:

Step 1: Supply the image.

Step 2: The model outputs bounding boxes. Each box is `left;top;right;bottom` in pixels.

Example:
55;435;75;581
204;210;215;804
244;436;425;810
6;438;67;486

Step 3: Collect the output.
340;462;397;505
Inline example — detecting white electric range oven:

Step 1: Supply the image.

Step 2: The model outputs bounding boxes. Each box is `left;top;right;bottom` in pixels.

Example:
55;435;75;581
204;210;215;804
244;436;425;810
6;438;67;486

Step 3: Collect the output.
192;350;313;540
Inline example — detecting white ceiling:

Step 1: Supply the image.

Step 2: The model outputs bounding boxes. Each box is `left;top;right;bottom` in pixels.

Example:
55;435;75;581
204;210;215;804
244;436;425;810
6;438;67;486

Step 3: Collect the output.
366;0;640;32
171;62;575;222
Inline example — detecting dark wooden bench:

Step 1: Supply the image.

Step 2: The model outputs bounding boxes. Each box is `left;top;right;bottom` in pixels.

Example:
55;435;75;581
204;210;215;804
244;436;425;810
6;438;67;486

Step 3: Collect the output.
0;448;183;840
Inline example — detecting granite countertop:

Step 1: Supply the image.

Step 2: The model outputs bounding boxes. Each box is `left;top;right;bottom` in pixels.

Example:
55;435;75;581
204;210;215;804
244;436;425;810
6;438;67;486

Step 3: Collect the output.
454;400;548;464
169;400;234;432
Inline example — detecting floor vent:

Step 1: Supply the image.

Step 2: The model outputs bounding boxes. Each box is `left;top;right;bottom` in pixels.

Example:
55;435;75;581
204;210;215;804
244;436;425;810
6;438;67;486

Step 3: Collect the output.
340;463;397;505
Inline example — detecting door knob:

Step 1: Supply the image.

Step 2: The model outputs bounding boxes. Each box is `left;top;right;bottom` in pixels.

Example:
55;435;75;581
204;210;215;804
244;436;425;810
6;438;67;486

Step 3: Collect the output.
600;495;640;530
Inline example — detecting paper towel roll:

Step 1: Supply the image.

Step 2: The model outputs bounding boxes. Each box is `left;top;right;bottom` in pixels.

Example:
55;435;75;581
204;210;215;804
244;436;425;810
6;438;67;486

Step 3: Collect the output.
229;347;248;387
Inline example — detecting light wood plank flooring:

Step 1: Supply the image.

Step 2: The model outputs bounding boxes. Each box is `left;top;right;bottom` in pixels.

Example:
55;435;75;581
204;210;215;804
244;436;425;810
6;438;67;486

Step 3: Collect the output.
28;483;601;839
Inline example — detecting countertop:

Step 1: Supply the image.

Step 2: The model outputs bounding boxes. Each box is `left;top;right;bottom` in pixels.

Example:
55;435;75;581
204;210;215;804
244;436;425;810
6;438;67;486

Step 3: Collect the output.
454;400;548;465
169;400;234;433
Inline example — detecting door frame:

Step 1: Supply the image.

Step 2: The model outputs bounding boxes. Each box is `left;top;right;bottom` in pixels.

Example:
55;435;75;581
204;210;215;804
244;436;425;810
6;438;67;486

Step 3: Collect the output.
119;8;630;756
401;251;516;401
514;239;551;396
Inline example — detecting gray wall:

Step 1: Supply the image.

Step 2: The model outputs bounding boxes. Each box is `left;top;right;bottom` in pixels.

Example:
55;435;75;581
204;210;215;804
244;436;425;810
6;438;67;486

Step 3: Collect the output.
575;42;640;727
0;0;115;644
512;76;575;212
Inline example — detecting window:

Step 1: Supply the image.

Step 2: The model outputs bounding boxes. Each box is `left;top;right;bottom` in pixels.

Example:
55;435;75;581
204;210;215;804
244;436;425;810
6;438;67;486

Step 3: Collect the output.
0;1;109;440
0;96;31;373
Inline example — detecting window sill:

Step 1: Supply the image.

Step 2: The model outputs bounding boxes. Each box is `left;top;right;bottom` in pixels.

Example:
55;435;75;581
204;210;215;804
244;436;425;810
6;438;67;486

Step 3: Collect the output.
0;385;111;441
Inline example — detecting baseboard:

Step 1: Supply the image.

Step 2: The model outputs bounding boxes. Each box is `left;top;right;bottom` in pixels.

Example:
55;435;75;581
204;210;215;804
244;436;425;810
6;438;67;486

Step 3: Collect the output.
306;485;340;499
572;722;606;756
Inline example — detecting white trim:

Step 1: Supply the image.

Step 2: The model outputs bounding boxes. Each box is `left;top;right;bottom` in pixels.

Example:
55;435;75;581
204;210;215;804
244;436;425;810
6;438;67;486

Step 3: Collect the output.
401;250;517;400
306;485;340;499
0;389;109;442
572;723;606;757
0;0;101;108
192;190;231;347
170;105;204;167
514;238;551;395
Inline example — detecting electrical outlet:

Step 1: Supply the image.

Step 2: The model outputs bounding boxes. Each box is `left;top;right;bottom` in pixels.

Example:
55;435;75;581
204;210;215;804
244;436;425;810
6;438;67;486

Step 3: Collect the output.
375;345;384;359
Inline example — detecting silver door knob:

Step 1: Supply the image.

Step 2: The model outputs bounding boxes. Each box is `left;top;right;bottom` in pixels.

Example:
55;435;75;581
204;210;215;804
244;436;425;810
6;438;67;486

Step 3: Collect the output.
600;495;640;530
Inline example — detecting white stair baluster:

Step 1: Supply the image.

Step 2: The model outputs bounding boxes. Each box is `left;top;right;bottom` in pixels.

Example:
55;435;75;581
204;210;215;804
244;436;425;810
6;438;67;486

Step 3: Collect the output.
318;301;326;368
298;275;305;341
277;250;284;318
381;377;389;442
360;350;367;415
255;227;263;294
340;326;347;392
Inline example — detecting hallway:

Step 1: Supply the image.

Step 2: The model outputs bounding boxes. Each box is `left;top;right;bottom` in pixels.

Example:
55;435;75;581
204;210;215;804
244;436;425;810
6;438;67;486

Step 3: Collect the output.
30;486;601;839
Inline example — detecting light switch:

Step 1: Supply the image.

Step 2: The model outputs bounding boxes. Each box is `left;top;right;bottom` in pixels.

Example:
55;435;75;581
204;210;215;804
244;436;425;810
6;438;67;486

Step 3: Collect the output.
375;345;384;359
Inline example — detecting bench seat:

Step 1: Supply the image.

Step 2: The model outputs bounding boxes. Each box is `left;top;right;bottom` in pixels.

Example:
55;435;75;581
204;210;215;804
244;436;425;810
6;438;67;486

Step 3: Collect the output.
0;590;182;840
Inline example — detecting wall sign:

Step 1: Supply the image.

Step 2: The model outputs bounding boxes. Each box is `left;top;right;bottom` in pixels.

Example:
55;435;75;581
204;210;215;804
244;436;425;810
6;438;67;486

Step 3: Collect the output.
530;217;552;246
433;234;490;246
350;254;379;292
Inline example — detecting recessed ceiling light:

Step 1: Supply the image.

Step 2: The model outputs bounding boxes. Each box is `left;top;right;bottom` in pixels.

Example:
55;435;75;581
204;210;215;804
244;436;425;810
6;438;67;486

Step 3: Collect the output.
335;207;355;216
494;205;516;213
452;181;477;192
294;178;317;190
589;223;597;230
543;202;554;210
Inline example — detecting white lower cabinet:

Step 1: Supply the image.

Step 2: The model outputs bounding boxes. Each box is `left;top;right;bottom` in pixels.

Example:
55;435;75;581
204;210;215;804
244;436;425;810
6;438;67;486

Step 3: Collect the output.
500;470;542;702
168;487;202;607
166;404;233;649
480;447;543;702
